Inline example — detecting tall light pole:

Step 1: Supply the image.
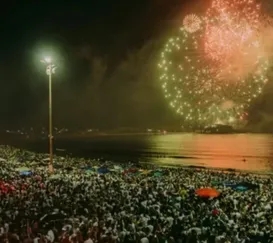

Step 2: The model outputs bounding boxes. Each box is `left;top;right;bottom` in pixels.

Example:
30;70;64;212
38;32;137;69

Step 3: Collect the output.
41;57;56;173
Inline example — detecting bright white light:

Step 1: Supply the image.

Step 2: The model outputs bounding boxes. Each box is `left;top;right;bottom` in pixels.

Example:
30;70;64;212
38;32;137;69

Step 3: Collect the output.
229;117;235;123
44;57;52;63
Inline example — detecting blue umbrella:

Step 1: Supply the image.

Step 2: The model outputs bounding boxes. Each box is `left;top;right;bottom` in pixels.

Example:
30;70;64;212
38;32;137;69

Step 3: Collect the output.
86;167;94;171
235;186;248;192
97;167;109;174
20;171;32;176
238;182;259;190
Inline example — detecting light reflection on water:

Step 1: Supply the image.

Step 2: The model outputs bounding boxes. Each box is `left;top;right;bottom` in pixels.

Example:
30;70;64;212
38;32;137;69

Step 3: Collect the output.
146;133;273;171
14;133;273;172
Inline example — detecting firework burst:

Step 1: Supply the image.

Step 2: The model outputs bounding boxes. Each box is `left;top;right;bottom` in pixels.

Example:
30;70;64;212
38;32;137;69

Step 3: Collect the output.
183;14;202;33
156;0;269;126
158;0;271;127
158;26;268;127
204;0;263;81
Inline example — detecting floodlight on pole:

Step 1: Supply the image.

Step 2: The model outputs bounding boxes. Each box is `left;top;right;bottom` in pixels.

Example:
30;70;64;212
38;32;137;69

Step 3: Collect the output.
41;57;56;173
44;57;52;63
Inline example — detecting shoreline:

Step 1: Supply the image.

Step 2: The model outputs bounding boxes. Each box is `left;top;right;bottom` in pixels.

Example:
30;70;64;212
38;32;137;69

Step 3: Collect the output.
3;131;273;141
140;161;273;177
2;145;272;177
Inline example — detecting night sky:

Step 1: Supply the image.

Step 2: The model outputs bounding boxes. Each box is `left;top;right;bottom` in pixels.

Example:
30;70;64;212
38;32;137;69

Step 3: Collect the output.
1;0;273;131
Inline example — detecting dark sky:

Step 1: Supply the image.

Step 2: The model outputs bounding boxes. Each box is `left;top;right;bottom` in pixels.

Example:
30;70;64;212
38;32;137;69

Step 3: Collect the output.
1;0;273;131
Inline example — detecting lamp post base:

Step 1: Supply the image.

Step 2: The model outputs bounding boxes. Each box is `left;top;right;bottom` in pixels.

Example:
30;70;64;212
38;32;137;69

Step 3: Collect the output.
48;163;54;174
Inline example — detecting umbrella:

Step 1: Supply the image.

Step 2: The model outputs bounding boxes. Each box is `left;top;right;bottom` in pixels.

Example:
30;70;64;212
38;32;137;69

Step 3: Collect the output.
195;188;220;198
20;171;32;176
153;171;163;177
237;182;259;190
97;167;109;174
124;168;141;176
225;182;258;191
16;167;31;172
124;168;138;174
211;180;220;186
85;167;94;171
235;186;248;191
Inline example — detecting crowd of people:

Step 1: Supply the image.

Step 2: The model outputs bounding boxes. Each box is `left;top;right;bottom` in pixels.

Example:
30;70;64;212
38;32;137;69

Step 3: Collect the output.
0;145;272;243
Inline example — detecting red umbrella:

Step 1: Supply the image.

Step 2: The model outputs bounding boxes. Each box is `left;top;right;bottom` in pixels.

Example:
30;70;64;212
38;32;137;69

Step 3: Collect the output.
212;209;220;215
123;168;138;175
195;188;220;198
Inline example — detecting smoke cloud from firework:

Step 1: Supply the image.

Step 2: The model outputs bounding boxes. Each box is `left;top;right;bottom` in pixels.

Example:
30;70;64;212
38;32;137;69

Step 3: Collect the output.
204;0;273;82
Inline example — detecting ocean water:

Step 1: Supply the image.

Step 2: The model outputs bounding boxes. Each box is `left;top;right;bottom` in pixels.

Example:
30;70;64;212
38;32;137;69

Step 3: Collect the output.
13;133;273;172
